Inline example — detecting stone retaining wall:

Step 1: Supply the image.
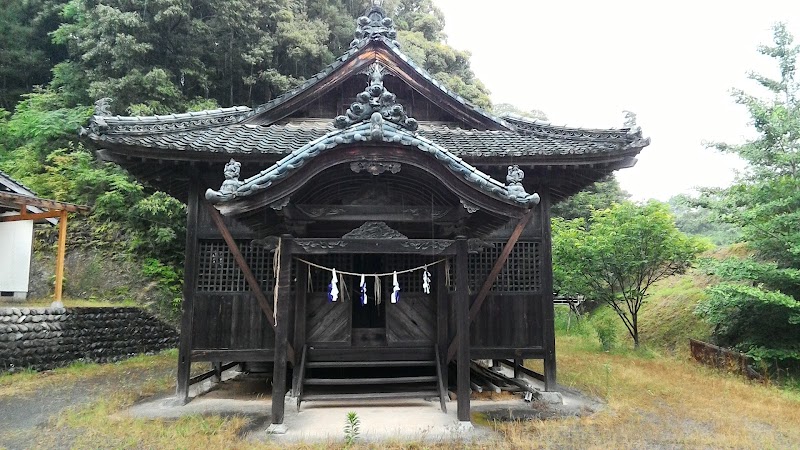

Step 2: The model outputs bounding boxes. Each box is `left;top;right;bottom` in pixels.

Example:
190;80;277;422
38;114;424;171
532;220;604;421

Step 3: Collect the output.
0;307;178;373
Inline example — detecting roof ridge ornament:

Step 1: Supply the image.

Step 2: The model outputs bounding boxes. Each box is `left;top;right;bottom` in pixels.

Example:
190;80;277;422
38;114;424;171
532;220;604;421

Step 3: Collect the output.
506;165;540;204
623;110;642;135
334;62;418;132
351;3;399;48
206;159;243;203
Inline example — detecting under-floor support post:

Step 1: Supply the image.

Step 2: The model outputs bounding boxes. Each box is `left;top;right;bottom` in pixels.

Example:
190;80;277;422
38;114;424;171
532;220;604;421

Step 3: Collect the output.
455;237;470;422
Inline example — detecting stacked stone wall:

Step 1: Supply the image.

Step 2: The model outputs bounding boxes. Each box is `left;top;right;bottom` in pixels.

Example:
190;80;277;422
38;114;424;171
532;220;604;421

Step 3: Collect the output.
0;307;178;372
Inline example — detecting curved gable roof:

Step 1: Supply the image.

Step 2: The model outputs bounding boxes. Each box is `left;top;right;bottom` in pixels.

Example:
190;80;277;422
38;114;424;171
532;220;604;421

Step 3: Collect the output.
207;118;539;218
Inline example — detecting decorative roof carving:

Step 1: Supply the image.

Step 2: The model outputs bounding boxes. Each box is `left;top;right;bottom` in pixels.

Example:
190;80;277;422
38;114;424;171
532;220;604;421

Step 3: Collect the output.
623;110;643;136
505;165;538;204
351;4;399;49
206;159;243;203
343;221;408;239
94;98;113;116
350;161;401;175
334;63;418;132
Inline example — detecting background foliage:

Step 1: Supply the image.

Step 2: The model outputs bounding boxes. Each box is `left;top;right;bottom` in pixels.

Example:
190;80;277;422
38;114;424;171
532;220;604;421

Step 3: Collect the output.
0;0;492;316
696;23;800;368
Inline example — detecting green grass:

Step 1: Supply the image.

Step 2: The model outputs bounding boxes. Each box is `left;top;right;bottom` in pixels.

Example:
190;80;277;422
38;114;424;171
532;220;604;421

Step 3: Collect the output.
17;297;139;308
0;349;178;397
638;270;715;352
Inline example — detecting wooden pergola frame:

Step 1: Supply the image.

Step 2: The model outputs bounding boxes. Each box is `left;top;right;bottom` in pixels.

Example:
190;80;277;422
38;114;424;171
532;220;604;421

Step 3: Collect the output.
0;191;91;302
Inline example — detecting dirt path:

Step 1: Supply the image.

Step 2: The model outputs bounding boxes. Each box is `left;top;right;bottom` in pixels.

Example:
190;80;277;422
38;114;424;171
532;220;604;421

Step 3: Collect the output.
0;361;176;450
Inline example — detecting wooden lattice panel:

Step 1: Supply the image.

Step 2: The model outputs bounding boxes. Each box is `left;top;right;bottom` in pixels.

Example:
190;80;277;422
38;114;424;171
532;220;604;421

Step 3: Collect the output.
448;241;542;293
196;240;273;292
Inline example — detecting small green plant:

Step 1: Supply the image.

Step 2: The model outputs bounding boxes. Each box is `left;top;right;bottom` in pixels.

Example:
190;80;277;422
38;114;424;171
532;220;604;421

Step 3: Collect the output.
594;315;618;351
603;363;612;398
343;411;360;447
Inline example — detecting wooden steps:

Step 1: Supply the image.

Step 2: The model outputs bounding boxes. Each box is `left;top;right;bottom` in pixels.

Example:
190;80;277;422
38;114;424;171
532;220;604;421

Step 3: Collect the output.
301;390;440;402
304;375;438;385
295;345;447;412
306;360;435;368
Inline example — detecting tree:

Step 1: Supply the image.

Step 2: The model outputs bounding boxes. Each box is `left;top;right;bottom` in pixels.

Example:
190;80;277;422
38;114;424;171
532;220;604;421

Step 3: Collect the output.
667;193;740;246
46;0;492;114
551;175;630;221
554;201;708;348
0;0;69;109
492;103;548;121
697;23;800;367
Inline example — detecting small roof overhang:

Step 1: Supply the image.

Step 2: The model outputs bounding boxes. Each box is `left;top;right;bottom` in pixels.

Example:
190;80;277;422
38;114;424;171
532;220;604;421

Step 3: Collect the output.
0;191;91;223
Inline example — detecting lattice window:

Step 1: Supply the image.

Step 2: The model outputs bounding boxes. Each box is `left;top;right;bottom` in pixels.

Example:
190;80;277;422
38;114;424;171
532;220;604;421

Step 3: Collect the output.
446;241;542;293
196;240;273;292
469;241;541;292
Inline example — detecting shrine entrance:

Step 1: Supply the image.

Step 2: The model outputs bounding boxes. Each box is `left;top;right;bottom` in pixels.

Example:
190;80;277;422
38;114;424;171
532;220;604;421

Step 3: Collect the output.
351;254;387;347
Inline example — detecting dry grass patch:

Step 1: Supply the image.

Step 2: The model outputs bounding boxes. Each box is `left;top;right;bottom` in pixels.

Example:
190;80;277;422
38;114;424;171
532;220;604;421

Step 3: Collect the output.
499;336;800;449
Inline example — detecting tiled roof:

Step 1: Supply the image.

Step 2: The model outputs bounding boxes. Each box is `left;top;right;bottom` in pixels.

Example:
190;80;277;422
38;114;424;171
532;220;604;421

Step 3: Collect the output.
87;120;644;157
0;169;37;196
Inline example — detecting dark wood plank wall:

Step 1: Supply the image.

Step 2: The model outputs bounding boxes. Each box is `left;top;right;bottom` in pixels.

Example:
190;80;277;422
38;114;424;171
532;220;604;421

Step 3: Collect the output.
469;293;543;348
191;293;276;350
190;202;278;352
443;208;548;358
386;293;436;346
306;293;351;346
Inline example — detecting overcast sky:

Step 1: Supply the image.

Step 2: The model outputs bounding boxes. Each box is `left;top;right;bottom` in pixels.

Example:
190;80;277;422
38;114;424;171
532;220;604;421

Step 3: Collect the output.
433;0;800;200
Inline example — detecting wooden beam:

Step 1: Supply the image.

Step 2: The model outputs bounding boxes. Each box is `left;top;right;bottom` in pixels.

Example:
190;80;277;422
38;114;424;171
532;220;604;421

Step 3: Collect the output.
54;210;67;302
177;182;201;403
292;265;309;395
447;208;535;361
0;191;90;214
455;238;470;422
272;236;293;425
540;191;557;391
204;201;296;363
0;210;63;222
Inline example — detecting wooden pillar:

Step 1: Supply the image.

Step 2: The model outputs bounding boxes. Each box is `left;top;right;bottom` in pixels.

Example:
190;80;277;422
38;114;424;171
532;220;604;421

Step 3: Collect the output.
436;261;448;393
54;210;68;302
514;357;523;379
540;190;557;391
176;181;200;403
291;263;308;396
455;237;470;422
272;236;293;425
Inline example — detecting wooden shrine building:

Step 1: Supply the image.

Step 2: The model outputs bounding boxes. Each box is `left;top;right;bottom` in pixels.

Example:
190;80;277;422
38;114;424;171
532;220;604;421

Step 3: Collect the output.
82;5;649;428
